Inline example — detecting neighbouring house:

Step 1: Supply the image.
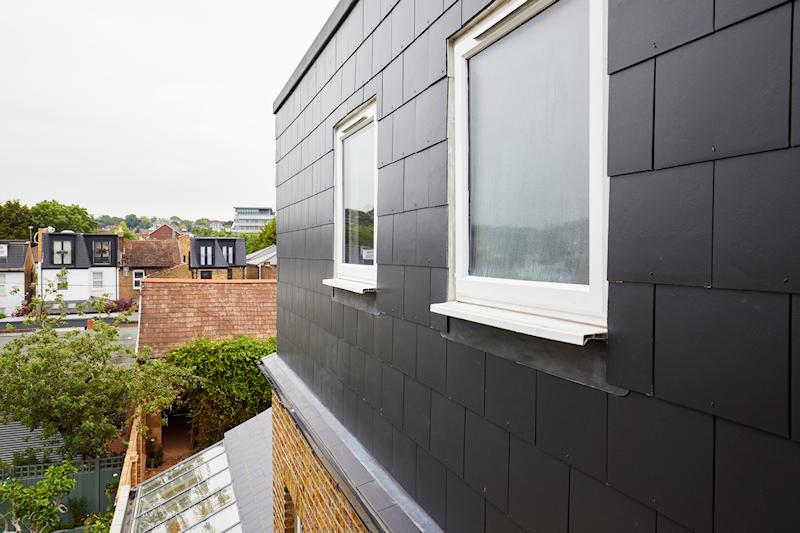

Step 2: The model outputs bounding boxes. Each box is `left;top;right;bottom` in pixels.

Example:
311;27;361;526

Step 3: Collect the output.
231;206;275;234
261;1;800;532
0;240;34;316
189;236;247;280
39;230;118;310
147;223;185;241
209;220;224;232
136;278;276;357
118;239;182;300
245;244;277;279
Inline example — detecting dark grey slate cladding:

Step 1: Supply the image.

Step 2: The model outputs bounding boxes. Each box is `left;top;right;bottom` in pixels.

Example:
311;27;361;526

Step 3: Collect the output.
274;0;800;531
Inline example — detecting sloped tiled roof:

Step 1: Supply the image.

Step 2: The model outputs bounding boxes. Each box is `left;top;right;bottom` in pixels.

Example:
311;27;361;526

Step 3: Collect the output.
121;240;181;268
0;241;30;271
137;279;277;357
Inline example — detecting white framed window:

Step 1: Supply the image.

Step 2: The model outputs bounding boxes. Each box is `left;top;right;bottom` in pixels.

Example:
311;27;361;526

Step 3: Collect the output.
432;0;608;345
92;240;112;264
0;274;5;296
52;239;72;265
323;99;378;293
222;245;234;264
92;271;103;289
199;245;213;266
133;270;145;289
0;244;8;259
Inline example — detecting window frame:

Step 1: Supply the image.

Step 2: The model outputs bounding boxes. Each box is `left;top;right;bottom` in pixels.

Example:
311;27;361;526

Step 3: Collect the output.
0;273;6;296
0;244;7;259
222;245;234;264
327;99;378;292
52;239;73;266
92;270;104;289
437;0;609;338
92;240;112;265
200;270;212;280
133;270;145;290
199;244;213;267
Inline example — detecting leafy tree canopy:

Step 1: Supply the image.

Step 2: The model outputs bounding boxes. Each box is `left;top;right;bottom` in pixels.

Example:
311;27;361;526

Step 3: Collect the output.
124;214;140;229
0;284;193;459
117;220;137;240
0;463;77;533
30;200;97;233
95;214;122;228
244;218;276;253
0;200;33;240
167;336;275;447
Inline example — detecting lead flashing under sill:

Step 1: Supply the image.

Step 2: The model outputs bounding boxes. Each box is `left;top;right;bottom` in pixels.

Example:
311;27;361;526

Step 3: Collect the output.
323;278;377;294
430;301;607;346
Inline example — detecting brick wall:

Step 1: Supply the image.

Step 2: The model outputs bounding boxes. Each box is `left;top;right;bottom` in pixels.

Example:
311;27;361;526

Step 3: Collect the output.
148;263;192;279
272;398;368;533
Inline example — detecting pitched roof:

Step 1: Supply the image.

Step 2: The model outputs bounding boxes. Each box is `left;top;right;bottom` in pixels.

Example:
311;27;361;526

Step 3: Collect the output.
121;239;181;268
137;278;277;357
246;245;277;267
0;240;30;271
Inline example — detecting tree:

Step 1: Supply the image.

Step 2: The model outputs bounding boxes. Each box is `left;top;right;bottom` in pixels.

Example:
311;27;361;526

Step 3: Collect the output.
0;463;77;533
138;216;153;230
0;286;193;459
95;215;122;228
124;214;140;229
245;218;276;253
167;336;275;447
0;200;33;240
117;221;137;240
30;201;97;233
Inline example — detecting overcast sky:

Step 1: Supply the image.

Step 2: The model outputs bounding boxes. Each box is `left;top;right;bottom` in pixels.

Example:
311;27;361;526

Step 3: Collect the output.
0;0;338;221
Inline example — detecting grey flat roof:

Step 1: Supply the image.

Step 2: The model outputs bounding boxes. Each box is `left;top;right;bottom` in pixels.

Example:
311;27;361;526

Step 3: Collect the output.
260;354;443;533
273;0;357;113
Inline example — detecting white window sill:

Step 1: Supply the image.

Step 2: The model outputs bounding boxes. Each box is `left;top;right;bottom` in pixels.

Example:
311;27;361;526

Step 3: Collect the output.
430;301;607;346
322;278;376;294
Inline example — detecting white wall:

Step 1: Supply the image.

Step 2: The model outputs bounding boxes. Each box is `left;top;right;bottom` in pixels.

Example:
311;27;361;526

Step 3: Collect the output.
0;271;25;316
40;267;118;308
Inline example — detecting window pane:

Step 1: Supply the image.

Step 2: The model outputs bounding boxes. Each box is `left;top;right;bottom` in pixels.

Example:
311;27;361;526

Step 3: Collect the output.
468;0;589;284
342;123;375;265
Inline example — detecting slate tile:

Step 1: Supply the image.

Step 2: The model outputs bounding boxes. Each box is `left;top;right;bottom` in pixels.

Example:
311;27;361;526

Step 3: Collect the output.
343;386;360;433
714;148;800;293
403;266;430;325
403;378;431;447
608;60;654;176
358;397;375;451
382;56;404;116
429;267;448;331
794;295;800;442
416;447;446;528
403;31;429;102
393;317;418;376
355;35;373;88
377;214;394;265
446;340;485;415
427;3;461;84
430;391;465;475
392;428;418;496
608;0;713;73
485;355;536;443
417;326;446;394
715;0;786;29
794;3;800;146
414;79;447;151
343;304;358;344
654;6;791;168
462;0;492;24
608;393;714;533
373;313;394;363
414;0;443;36
508;436;569;533
416;207;447;267
364;353;383;409
372;17;392;73
374;412;394;469
608;162;713;285
655;286;789;436
393;210;417;265
446;470;484;533
391;0;415;57
392;99;417;160
377;264;404;317
364;0;381;35
569;469;656;533
378;160;405;216
486;504;524;533
536;372;607;480
378;114;393;167
607;282;654;396
464;411;509;512
357;310;374;353
716;419;800;533
403;147;430;211
657;515;694;533
349;346;365;396
382;364;405;428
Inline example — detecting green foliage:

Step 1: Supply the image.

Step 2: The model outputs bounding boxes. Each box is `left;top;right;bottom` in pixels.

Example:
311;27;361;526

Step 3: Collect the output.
0;463;78;533
124;214;140;229
245;218;277;253
0;285;194;459
167;336;276;447
30;200;97;233
191;226;228;238
146;440;164;469
84;509;113;533
0;200;33;240
116;221;137;240
66;496;88;527
94;215;122;228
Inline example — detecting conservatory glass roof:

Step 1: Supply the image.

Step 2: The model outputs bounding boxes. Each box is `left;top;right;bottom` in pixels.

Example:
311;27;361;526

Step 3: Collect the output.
130;442;242;533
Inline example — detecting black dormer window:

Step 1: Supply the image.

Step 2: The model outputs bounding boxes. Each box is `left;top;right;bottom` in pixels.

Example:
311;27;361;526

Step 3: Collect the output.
199;244;213;266
52;239;73;265
93;240;112;264
222;245;234;264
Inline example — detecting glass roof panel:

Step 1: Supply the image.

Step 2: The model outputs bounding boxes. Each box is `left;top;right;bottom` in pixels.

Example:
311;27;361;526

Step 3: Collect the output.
135;470;233;533
146;485;237;533
139;444;225;496
137;455;229;515
184;504;240;533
